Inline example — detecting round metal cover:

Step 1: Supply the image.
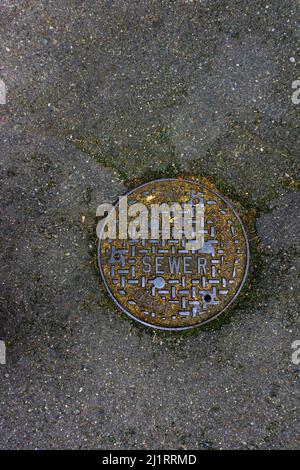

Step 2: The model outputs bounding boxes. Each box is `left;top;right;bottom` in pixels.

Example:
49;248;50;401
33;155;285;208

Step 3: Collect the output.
98;179;249;330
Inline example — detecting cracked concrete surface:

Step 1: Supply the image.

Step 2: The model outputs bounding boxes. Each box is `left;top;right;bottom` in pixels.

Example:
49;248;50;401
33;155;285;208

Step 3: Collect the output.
0;0;299;449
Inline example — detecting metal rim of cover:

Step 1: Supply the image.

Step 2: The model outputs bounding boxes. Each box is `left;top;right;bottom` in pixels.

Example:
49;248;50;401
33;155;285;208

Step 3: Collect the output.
98;178;250;331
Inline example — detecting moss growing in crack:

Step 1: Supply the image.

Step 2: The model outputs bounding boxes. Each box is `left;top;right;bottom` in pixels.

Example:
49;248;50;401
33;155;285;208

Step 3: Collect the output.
125;159;183;190
71;123;183;185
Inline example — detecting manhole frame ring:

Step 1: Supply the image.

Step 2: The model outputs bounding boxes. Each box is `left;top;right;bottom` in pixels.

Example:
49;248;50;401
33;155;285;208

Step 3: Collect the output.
97;178;250;331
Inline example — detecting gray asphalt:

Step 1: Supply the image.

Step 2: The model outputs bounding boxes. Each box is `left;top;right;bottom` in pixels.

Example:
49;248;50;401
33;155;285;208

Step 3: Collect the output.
0;0;299;449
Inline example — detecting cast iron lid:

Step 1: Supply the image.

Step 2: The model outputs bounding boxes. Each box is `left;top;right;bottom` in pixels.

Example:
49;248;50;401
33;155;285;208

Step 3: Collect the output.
98;179;249;330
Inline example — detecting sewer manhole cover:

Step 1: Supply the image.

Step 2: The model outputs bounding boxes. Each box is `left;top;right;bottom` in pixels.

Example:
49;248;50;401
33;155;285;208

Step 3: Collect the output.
98;179;249;330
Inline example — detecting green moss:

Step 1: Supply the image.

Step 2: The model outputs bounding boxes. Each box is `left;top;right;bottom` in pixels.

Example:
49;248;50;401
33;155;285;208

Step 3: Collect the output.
231;31;241;40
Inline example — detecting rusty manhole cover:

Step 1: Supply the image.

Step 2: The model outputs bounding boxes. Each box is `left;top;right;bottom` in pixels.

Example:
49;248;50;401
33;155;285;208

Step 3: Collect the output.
98;179;249;330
